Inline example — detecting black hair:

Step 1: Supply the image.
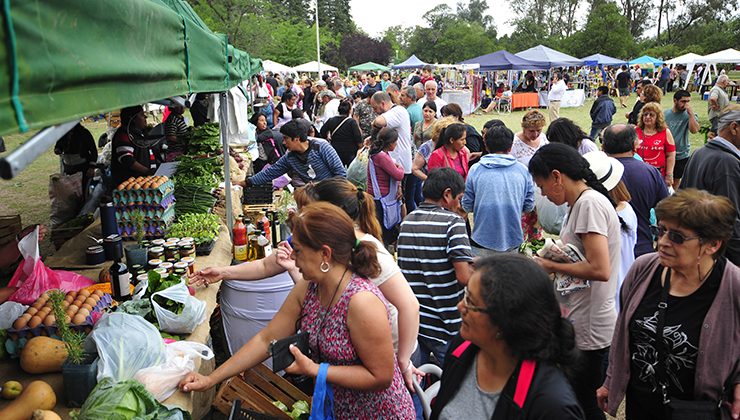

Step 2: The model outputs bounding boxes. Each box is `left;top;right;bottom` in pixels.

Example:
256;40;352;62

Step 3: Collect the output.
528;143;628;231
673;89;691;101
370;127;398;155
423;168;465;200
637;79;652;87
422;101;437;113
279;119;307;142
435;123;466;150
602;124;638;154
476;254;579;369
290;108;304;119
338;99;352;116
285;77;294;85
352;91;364;101
363;88;378;99
485;125;514;153
440;103;464;121
483;119;505;131
120;105;144;127
249;112;266;126
545;118;591;150
597;86;609;95
281;90;296;103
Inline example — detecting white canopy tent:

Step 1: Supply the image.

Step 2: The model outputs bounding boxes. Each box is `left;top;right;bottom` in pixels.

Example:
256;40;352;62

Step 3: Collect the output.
261;60;295;75
666;53;703;66
292;60;338;73
684;48;740;89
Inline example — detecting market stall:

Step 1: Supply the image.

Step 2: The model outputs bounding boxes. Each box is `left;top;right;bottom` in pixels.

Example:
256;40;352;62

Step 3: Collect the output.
511;92;540;110
538;89;586;108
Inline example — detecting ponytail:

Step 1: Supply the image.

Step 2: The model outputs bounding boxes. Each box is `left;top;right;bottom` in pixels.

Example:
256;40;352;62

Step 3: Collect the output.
351;240;380;279
356;189;382;241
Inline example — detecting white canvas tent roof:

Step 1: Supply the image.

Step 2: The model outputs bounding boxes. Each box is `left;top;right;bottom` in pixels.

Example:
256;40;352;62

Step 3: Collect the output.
701;48;740;64
292;61;338;73
262;60;295;74
665;53;703;66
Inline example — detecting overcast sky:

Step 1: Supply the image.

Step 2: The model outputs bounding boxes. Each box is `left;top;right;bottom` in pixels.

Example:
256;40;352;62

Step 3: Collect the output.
350;0;518;37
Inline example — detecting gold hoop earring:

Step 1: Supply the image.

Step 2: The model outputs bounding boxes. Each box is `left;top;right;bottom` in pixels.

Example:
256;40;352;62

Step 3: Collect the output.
320;261;331;273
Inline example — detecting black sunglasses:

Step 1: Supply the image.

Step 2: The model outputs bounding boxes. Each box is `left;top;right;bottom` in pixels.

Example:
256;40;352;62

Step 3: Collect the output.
650;225;701;245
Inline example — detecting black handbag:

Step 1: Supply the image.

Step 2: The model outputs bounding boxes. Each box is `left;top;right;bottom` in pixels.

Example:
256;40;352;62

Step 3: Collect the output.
655;268;720;420
269;331;310;373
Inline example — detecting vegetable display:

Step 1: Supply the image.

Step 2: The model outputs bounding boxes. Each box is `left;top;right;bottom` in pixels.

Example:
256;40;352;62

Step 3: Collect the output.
185;123;221;155
71;378;185;420
272;400;310;420
166;213;220;245
145;271;185;319
0;380;57;420
518;238;546;257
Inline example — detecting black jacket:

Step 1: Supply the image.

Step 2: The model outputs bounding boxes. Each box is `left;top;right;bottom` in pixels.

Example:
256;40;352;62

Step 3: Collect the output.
430;335;584;420
680;139;740;265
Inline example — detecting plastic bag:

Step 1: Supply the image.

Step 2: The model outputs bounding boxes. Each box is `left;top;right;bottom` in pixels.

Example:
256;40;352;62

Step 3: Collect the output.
87;312;165;382
152;281;206;334
7;227;93;304
535;190;568;235
71;378;188;420
0;301;28;329
133;341;214;401
346;147;369;191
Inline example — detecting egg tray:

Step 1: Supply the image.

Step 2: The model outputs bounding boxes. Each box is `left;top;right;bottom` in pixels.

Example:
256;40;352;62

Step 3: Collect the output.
117;217;174;240
4;293;113;357
116;203;176;223
112;181;175;205
115;194;176;213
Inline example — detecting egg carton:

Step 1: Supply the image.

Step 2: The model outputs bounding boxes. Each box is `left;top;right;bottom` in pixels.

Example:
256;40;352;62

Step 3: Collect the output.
118;218;173;240
115;203;175;223
112;181;175;205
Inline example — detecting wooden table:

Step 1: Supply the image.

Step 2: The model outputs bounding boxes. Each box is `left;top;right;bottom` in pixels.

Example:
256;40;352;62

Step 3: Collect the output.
0;220;233;419
511;92;540;110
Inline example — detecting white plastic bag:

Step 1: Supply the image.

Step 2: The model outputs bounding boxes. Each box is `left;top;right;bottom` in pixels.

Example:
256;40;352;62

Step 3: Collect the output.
535;188;568;235
87;312;165;382
133;341;214;401
0;301;28;329
152;281;206;334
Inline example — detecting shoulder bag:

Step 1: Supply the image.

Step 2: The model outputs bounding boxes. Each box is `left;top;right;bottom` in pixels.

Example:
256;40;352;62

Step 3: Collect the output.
655;268;722;420
326;117;351;142
368;153;402;230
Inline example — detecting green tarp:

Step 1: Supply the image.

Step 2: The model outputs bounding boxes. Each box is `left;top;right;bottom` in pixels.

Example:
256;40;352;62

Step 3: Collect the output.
0;0;261;136
348;61;391;72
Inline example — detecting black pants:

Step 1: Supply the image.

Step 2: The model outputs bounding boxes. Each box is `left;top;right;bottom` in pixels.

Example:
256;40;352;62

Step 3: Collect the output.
570;347;608;420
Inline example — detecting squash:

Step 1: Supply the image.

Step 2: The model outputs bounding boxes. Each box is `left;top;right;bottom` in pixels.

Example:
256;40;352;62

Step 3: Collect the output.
0;381;56;420
20;337;68;374
32;409;62;420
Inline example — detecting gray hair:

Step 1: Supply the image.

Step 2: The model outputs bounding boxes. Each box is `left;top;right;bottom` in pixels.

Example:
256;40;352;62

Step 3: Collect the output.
403;86;417;100
717;104;740;131
413;82;424;91
371;91;392;105
386;83;400;93
424;80;438;89
717;74;730;85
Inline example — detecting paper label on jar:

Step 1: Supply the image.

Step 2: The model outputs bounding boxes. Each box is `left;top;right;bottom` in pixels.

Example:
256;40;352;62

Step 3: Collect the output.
114;272;132;297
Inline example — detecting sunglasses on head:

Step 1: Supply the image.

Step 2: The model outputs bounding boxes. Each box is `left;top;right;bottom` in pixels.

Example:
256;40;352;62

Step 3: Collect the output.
650;225;701;245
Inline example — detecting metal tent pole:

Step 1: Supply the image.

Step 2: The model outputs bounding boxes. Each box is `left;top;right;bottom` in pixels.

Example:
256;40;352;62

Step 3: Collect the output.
219;92;234;237
0;120;78;179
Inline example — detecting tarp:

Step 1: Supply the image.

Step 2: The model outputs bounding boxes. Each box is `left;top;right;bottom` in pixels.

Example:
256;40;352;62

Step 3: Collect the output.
459;50;550;71
348;61;390;72
292;61;338;73
665;53;704;66
392;55;429;69
580;54;627;66
0;0;261;136
262;60;295;74
515;45;583;67
701;48;740;64
629;55;664;66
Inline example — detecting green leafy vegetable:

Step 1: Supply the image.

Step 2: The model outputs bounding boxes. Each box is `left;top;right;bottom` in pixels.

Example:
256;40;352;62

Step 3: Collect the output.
71;378;190;420
167;213;220;245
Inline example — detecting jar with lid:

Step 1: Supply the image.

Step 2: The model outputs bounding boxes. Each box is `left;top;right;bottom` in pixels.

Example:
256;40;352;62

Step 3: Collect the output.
147;258;162;270
148;246;165;260
181;256;196;274
178;240;195;257
164;245;180;261
160;261;174;273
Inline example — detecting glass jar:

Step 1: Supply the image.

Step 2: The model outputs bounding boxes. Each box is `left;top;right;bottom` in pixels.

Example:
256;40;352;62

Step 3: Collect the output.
178;240;195;257
181;256;195;275
147;259;162;270
148;246;165;261
160;262;174;273
164;245;180;261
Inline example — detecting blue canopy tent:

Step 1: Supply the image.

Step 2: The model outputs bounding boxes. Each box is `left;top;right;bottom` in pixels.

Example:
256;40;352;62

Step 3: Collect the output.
459;50;550;71
515;45;583;67
629;55;664;66
392;54;429;70
581;54;627;66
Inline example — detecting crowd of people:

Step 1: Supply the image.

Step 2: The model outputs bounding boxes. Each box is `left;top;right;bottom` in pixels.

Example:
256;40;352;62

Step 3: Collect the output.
170;65;740;420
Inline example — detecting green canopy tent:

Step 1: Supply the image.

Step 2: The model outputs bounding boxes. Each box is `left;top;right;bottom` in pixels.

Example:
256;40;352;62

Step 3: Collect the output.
0;0;261;136
348;62;391;73
0;0;262;231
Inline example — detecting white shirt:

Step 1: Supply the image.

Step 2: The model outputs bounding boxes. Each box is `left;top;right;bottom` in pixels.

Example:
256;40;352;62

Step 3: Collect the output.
316;98;340;131
549;80;567;101
383;105;413;174
417;96;447;118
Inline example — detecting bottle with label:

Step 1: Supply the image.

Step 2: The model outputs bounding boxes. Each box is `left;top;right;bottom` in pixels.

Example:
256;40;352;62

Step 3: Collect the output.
260;208;271;243
233;216;247;261
109;244;132;302
256;230;270;259
247;233;259;262
272;219;281;249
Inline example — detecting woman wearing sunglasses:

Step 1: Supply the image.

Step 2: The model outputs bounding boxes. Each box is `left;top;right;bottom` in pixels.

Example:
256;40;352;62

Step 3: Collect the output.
431;254;584;420
597;188;740;420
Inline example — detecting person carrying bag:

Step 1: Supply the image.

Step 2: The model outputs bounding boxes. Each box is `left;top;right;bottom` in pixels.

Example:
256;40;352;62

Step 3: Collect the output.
367;128;405;245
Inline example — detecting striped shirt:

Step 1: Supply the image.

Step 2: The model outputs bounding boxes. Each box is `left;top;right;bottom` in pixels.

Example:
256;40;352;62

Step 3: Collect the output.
397;203;473;344
248;138;347;185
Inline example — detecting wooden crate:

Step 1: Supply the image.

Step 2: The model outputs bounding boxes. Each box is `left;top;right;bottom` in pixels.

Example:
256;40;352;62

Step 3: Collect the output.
213;364;310;419
0;215;22;246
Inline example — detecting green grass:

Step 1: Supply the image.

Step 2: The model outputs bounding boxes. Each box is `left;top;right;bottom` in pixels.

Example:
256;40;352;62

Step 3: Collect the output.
465;91;711;152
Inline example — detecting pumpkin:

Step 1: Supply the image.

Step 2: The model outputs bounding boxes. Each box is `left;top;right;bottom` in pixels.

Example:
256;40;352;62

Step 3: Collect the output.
20;337;68;374
32;410;62;420
0;381;56;420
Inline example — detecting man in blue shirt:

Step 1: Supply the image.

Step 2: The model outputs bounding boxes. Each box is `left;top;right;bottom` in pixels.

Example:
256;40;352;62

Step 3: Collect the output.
462;125;534;255
664;90;699;189
242;120;346;187
658;64;671;93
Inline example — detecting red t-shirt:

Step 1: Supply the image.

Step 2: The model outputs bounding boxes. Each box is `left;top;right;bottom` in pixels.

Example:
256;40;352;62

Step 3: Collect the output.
427;147;469;180
636;127;675;176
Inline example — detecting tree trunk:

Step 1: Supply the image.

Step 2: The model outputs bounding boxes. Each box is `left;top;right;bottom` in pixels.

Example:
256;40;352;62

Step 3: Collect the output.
657;0;664;43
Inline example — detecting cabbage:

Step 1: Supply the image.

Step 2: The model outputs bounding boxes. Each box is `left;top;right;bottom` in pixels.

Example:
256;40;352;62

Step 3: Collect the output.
71;378;189;420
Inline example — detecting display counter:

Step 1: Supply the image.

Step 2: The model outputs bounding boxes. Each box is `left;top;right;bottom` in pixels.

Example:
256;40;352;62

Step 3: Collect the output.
511;92;540;110
0;220;233;419
538;89;586;108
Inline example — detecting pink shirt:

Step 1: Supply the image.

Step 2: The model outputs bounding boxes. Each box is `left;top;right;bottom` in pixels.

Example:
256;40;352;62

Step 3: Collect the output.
367;151;404;196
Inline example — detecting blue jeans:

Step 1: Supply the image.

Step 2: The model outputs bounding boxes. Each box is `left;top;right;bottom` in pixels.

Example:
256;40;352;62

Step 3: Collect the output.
590;124;608;140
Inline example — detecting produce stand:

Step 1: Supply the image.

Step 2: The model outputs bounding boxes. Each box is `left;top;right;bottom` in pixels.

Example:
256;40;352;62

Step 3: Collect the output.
0;220;233;419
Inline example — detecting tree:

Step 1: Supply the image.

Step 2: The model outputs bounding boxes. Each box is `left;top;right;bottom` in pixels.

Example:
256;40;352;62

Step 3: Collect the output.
189;0;270;47
316;0;355;36
325;33;391;69
456;0;496;37
566;1;635;58
382;26;413;63
617;0;652;39
508;0;583;39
